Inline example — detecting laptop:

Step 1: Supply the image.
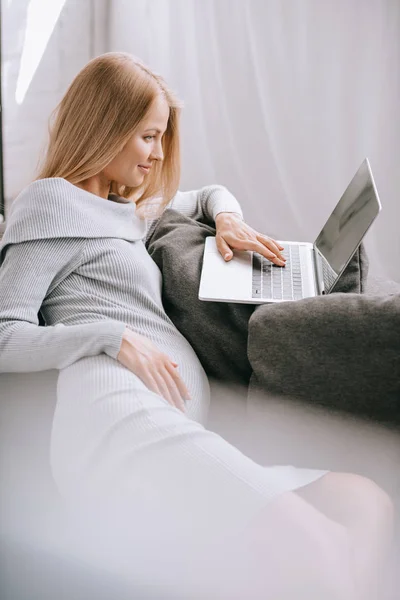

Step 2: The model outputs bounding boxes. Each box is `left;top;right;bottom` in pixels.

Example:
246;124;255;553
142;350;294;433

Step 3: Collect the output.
199;158;382;304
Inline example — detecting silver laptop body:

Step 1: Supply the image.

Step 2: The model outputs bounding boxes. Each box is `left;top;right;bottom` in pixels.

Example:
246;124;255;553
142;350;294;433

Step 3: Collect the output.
199;158;382;304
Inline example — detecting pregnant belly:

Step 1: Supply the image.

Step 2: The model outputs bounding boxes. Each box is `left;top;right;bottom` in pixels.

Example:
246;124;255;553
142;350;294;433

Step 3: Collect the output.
122;317;210;417
148;331;211;422
59;331;210;423
51;351;210;498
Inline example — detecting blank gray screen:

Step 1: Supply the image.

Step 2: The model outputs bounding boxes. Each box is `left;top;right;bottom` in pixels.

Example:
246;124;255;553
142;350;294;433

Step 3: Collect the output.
315;159;381;284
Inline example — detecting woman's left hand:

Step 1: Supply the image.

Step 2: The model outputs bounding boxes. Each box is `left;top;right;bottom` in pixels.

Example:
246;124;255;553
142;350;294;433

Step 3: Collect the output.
215;212;286;267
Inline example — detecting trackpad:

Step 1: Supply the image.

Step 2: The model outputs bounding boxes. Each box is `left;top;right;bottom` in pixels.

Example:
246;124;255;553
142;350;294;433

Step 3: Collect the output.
200;238;252;301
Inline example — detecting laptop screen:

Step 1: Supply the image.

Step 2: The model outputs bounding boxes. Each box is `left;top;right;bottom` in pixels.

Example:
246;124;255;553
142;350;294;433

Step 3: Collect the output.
314;158;381;292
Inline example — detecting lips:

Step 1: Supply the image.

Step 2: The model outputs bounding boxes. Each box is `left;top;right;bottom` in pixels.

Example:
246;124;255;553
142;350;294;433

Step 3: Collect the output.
138;165;151;173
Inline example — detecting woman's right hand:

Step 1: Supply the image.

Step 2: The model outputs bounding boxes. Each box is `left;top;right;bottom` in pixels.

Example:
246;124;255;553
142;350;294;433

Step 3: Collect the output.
117;328;191;413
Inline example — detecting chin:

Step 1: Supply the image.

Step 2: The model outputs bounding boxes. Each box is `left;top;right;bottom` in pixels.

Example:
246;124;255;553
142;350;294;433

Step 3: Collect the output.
123;176;144;188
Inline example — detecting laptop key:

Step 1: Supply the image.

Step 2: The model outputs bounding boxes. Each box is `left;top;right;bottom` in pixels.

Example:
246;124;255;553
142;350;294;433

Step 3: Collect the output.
253;247;305;301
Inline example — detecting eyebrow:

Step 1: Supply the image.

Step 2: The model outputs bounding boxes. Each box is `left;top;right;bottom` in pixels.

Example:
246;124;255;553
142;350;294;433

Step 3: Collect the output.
144;128;163;134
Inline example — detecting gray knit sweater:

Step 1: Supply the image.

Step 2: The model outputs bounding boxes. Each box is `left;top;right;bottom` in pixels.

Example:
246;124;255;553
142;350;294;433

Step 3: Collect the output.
0;178;242;374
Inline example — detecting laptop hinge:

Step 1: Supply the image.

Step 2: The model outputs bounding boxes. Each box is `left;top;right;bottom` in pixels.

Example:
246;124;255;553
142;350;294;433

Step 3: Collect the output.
313;245;325;295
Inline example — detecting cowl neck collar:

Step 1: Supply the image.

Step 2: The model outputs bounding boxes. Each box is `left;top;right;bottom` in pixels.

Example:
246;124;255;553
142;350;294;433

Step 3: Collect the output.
0;178;147;258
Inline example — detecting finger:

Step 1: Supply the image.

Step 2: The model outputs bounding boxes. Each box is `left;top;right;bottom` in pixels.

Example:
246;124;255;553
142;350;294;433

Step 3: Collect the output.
166;362;192;400
268;238;285;251
161;368;186;412
259;234;285;252
257;234;285;261
248;240;286;266
152;370;177;409
139;370;175;407
215;234;233;261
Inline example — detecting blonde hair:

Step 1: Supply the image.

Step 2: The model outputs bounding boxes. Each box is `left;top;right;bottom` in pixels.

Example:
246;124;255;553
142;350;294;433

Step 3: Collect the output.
36;52;182;209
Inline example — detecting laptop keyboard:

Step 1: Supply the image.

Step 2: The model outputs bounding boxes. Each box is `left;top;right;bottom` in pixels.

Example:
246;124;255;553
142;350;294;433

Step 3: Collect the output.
252;245;304;301
321;256;338;291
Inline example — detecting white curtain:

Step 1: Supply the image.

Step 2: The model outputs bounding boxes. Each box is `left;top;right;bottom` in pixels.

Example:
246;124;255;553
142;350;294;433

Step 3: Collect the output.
109;0;400;281
1;0;109;209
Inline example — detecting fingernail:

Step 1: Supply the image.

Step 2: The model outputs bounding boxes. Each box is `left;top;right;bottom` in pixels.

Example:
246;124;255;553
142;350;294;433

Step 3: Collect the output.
224;253;231;260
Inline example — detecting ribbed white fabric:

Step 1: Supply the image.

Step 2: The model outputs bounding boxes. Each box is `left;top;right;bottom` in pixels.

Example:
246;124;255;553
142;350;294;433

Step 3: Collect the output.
0;178;326;557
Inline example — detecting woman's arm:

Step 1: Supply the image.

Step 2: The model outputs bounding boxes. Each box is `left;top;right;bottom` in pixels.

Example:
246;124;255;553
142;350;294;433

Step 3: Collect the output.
144;185;285;264
167;185;243;223
0;238;125;373
168;186;285;265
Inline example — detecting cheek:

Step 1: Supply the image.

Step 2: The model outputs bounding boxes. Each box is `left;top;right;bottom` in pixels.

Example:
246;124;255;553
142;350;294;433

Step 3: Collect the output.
127;138;149;164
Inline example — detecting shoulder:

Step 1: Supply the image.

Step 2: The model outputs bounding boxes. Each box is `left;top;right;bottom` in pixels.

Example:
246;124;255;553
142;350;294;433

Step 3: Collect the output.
2;178;79;249
7;178;78;224
2;178;144;248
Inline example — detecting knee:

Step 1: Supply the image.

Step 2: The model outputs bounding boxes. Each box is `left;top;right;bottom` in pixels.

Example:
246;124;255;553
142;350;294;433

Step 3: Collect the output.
324;472;394;526
355;474;394;526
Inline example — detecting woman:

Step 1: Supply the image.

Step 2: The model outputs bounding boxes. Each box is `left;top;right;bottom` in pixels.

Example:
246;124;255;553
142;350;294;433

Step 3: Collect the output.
0;53;393;598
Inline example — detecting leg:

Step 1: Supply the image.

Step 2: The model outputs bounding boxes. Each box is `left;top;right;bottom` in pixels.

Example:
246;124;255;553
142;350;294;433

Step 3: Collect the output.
50;355;357;598
232;489;359;600
296;472;394;599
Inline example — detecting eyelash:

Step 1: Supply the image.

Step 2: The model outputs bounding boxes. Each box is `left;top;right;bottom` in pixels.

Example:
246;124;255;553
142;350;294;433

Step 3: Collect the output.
144;135;155;141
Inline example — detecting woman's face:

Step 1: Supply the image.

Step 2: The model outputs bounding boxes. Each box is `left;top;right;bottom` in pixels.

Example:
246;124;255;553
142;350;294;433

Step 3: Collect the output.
103;94;170;188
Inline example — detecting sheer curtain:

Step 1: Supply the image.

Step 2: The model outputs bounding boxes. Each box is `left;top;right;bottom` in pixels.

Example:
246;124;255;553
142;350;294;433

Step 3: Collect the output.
109;0;400;281
1;0;109;209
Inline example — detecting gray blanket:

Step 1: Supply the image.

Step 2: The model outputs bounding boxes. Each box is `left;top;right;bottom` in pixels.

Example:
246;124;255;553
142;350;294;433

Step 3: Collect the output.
147;210;255;387
147;209;400;423
248;291;400;424
146;210;384;395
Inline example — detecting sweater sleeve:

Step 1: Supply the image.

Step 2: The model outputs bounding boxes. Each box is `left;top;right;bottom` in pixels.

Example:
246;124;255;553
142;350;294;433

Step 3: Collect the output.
167;185;243;223
144;185;244;242
0;238;126;373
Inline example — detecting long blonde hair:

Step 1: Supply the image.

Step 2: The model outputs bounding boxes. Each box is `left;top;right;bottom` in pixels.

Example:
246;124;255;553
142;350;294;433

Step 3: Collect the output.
36;52;182;209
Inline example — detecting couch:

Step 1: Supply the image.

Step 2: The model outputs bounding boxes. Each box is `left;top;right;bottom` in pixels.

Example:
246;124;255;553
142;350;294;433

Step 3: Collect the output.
1;213;400;598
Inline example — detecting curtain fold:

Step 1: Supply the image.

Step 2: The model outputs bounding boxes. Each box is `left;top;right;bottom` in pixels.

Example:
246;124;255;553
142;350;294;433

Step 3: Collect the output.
111;0;399;280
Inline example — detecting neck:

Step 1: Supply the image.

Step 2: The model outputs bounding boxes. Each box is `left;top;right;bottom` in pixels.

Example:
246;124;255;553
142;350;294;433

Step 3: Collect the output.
74;174;111;199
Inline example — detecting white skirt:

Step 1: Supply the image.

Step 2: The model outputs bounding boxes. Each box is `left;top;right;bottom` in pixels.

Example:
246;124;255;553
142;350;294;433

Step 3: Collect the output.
50;354;327;591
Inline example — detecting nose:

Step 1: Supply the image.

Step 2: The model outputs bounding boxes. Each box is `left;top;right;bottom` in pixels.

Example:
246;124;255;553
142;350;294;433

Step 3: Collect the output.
150;140;164;162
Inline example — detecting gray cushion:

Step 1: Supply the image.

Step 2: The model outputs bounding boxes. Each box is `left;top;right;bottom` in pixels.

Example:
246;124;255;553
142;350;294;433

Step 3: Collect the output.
146;209;369;388
248;291;400;425
146;210;255;386
330;242;369;294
